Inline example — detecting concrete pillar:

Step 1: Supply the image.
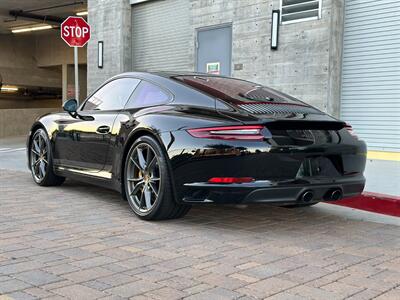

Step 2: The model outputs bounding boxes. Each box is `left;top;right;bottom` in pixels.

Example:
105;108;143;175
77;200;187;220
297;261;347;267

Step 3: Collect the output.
87;0;132;94
327;0;345;117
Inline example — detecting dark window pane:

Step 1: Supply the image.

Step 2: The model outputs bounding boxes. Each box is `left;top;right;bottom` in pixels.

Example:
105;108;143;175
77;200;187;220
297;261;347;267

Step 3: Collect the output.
125;81;170;108
172;76;304;105
82;78;140;111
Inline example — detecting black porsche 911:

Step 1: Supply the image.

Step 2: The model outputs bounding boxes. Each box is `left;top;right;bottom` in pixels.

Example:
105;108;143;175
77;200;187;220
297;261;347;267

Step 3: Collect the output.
27;72;366;220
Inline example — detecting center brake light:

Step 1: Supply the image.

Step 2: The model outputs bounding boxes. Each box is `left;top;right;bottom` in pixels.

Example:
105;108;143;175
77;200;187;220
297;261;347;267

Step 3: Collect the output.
187;125;265;141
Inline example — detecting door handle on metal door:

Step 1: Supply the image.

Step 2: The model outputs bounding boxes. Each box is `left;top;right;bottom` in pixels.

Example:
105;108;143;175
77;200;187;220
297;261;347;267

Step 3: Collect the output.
96;125;110;134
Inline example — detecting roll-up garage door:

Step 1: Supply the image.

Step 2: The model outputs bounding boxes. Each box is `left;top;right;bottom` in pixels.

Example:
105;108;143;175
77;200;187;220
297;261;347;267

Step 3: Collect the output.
340;0;400;152
131;0;190;71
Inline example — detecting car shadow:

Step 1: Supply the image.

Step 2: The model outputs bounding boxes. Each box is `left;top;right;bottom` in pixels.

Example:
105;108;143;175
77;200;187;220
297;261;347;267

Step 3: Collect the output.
58;178;385;233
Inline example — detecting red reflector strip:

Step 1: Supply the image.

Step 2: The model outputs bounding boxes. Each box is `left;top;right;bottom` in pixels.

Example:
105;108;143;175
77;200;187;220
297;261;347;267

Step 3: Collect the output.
208;177;255;184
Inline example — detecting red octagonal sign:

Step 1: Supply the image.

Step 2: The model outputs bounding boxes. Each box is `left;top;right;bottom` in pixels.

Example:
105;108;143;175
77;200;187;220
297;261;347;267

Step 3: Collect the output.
61;16;91;47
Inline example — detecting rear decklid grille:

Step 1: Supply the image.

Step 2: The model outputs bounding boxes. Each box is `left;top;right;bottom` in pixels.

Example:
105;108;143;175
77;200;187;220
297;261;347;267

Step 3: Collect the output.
237;102;323;115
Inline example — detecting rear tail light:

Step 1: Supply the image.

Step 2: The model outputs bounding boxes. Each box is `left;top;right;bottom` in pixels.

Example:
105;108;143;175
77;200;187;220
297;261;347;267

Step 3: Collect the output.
208;177;255;184
187;125;265;141
345;123;358;139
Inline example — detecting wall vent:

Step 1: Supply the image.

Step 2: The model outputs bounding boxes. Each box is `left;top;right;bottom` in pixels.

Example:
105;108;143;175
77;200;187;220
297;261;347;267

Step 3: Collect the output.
280;0;321;24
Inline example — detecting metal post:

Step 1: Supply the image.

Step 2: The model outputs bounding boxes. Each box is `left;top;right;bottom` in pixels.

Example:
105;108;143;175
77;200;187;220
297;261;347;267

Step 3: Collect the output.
74;46;79;104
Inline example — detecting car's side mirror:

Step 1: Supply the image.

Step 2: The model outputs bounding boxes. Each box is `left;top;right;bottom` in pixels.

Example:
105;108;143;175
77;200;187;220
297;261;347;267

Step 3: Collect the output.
63;99;94;121
63;99;78;114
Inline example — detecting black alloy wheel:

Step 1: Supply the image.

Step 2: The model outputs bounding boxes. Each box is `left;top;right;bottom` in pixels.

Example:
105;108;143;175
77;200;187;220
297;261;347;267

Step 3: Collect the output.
124;136;191;220
30;128;65;186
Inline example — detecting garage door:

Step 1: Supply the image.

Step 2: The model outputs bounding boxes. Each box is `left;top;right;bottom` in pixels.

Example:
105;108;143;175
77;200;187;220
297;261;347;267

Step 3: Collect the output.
131;0;190;71
340;0;400;152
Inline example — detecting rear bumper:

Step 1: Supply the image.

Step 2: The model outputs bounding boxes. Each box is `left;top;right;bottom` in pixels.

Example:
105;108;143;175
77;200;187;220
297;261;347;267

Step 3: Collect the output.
183;176;365;204
181;175;365;205
161;129;367;205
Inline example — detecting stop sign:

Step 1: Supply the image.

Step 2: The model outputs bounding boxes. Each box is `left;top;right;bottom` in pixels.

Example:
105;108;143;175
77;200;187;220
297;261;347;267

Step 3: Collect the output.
61;16;91;47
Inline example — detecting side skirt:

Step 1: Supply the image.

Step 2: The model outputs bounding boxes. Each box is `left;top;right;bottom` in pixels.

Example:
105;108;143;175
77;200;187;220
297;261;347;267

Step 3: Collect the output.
54;166;121;193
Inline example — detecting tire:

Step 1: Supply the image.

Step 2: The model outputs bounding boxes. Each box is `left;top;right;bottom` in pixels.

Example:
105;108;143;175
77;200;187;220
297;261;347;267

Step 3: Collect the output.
281;202;319;208
29;128;65;186
123;135;191;220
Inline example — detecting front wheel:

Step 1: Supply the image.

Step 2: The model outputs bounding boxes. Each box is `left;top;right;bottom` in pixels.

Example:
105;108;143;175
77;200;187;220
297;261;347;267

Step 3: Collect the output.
124;135;191;220
29;128;65;186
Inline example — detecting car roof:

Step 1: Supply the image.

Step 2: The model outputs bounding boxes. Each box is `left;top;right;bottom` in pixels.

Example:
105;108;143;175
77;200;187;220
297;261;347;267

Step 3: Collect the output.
116;71;231;80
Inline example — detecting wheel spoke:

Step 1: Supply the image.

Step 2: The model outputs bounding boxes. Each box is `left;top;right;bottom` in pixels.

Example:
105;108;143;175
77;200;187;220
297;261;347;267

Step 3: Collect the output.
33;140;40;153
139;189;145;208
31;148;40;156
144;186;152;209
149;182;158;198
130;157;143;172
38;135;43;149
136;147;147;170
146;156;157;172
127;177;143;182
150;177;160;182
33;158;40;167
146;145;152;165
39;161;46;178
130;180;145;196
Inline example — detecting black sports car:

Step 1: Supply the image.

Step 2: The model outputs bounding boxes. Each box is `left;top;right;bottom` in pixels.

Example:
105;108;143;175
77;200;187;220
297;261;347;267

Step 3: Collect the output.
27;72;366;220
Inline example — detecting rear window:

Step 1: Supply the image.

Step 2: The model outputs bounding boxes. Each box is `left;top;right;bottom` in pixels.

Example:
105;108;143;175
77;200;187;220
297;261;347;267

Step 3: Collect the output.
172;75;305;106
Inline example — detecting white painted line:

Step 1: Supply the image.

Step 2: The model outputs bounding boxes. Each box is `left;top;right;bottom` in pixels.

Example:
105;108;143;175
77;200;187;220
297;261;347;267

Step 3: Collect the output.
0;147;26;153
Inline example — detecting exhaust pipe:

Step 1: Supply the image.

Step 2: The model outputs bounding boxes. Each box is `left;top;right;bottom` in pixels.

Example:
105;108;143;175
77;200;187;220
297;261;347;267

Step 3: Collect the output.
300;190;314;203
330;189;342;201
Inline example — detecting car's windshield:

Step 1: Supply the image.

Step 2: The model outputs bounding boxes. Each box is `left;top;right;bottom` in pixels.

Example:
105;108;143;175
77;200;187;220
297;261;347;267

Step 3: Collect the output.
172;75;306;106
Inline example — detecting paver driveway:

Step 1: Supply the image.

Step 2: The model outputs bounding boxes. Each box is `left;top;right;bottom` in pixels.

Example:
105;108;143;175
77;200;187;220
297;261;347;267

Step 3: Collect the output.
0;170;399;300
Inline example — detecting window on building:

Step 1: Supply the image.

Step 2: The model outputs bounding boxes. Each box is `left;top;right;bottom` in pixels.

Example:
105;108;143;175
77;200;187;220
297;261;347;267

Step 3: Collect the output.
82;78;140;111
280;0;321;24
125;81;171;108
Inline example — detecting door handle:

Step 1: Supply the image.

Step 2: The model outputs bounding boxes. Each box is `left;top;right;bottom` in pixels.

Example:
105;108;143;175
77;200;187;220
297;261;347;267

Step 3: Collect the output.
96;125;110;134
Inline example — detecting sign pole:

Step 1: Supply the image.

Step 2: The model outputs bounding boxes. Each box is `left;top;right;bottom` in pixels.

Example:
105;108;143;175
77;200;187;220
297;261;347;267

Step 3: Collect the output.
61;16;90;103
74;46;79;104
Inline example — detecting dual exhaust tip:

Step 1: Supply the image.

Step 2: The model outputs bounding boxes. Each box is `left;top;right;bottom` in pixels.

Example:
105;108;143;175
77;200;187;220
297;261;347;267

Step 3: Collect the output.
299;189;342;203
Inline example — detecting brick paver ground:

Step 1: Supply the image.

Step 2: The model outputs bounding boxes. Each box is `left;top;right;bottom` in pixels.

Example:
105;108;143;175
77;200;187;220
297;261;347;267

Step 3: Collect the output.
0;169;399;300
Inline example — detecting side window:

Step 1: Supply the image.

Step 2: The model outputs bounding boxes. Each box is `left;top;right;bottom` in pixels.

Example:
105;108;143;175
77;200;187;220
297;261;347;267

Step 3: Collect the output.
125;81;171;109
82;78;140;111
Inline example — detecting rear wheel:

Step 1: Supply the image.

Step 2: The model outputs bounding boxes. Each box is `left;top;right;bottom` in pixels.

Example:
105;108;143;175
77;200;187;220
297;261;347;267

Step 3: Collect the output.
124;136;191;220
30;128;65;186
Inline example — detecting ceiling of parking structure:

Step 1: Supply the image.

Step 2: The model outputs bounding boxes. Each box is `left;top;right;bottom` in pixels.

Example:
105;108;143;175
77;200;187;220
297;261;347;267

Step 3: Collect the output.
0;0;87;34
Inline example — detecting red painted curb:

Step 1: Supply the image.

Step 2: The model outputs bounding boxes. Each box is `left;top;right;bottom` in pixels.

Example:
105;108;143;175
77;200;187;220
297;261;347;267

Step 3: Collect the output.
331;192;400;217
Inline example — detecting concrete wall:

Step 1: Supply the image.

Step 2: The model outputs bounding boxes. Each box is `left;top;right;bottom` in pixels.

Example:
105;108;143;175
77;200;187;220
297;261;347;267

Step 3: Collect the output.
0;34;61;88
87;0;132;93
0;31;87;86
188;0;344;115
0;98;61;109
0;108;60;138
0;31;88;105
86;0;344;116
35;31;87;67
